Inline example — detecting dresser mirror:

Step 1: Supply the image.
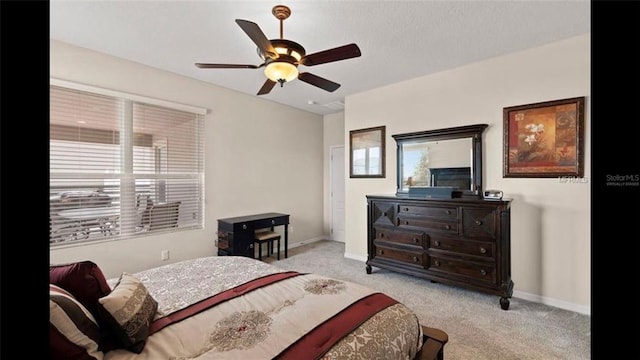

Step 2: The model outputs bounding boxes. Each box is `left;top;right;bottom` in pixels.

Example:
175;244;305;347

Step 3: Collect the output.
392;124;488;197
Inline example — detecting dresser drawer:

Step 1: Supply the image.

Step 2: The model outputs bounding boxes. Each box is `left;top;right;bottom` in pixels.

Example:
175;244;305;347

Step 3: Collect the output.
372;245;424;267
429;237;494;259
462;208;497;239
428;256;496;284
398;205;458;220
374;226;426;247
397;215;458;234
371;201;397;227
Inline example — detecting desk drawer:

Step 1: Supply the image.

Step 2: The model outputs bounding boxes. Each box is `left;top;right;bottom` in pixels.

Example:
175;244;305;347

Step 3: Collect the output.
216;230;230;250
252;216;288;229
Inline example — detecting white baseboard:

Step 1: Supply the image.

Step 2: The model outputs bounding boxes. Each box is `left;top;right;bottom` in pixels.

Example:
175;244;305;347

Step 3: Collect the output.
513;290;590;315
337;250;590;316
344;252;367;262
286;236;325;249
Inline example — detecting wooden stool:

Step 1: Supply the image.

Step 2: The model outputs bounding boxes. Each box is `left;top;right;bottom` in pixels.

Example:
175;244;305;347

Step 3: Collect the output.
254;230;281;260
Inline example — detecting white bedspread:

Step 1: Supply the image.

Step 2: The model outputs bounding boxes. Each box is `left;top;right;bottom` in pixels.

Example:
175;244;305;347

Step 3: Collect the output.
104;256;423;360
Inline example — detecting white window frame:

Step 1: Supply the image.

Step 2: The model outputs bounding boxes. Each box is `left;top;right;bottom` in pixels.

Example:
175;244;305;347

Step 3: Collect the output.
49;79;208;247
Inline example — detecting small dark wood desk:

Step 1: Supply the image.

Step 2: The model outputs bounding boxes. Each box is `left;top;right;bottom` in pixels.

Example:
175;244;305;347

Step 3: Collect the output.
217;212;290;259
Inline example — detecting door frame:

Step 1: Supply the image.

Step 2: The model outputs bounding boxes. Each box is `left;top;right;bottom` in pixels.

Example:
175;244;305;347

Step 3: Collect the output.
329;145;345;242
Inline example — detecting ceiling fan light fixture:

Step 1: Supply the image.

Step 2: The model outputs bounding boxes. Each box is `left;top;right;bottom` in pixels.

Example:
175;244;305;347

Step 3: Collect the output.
290;50;302;61
264;61;299;83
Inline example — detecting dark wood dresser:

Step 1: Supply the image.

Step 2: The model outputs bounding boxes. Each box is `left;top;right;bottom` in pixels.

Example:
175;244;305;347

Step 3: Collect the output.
366;195;514;310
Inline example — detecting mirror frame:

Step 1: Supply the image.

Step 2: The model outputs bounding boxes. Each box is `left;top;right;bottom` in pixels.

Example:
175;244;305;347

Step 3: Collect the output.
392;124;488;198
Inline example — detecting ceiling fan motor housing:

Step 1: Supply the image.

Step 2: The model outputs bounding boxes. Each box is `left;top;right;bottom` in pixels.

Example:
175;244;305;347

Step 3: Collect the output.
258;39;306;61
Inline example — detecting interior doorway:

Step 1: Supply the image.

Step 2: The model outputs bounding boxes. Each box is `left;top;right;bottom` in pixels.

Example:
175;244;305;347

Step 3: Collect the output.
330;145;345;242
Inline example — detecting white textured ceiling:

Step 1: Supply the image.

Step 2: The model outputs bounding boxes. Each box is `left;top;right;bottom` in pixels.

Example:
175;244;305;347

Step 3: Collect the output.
50;0;590;115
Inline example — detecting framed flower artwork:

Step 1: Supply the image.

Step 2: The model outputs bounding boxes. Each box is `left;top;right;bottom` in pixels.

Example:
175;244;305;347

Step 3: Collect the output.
503;97;585;178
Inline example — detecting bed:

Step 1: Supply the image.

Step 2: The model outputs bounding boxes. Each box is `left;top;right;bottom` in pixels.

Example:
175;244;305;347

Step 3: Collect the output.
50;257;448;360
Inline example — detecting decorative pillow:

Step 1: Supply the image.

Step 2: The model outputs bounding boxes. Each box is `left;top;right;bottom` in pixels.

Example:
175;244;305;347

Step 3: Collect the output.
50;284;104;360
97;273;158;354
50;261;112;322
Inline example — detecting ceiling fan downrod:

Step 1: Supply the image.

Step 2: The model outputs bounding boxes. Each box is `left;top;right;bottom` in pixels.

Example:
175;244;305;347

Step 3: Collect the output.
272;5;291;39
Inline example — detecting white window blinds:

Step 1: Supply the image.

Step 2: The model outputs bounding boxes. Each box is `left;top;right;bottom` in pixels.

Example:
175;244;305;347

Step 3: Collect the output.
50;85;204;245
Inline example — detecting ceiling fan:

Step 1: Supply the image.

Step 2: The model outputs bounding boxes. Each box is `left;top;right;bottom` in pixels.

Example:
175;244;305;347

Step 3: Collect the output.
195;5;361;95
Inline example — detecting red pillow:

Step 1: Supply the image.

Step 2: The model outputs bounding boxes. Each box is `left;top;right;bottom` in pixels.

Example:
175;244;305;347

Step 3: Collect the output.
50;261;112;322
50;323;97;360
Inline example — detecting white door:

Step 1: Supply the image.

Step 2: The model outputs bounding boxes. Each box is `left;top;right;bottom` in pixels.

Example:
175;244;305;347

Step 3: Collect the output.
330;146;345;242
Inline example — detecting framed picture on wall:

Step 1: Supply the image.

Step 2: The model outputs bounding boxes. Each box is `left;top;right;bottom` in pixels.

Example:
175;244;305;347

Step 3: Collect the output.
503;97;585;178
349;126;385;178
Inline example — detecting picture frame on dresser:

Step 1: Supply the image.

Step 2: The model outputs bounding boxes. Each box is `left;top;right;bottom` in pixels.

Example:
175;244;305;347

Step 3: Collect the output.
503;96;585;178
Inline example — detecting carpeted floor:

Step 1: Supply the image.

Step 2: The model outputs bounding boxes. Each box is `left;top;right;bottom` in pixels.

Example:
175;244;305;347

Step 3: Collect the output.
265;240;591;360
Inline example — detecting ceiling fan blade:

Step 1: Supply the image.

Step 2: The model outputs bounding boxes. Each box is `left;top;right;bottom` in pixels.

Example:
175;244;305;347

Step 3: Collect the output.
195;63;264;69
300;43;361;66
235;19;277;59
257;79;277;95
298;72;341;92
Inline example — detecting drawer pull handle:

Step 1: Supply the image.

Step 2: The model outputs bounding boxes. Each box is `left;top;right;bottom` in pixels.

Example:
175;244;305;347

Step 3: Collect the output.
444;225;451;230
434;260;440;267
379;233;384;238
413;256;419;262
480;269;487;276
405;208;409;211
475;220;483;226
242;224;247;230
378;249;384;255
480;247;487;254
382;212;387;217
434;240;440;247
405;220;409;225
445;210;451;215
413;238;419;243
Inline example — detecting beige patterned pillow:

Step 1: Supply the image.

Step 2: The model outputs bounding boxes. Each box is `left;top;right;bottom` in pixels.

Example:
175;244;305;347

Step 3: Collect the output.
97;273;158;353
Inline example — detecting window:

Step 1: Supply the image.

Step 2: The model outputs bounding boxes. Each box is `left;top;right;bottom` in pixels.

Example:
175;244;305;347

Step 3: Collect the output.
50;84;204;246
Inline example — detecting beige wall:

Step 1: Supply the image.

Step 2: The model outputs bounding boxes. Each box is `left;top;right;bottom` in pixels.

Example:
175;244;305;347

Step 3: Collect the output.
322;112;346;235
49;40;325;279
51;34;591;313
343;34;591;313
